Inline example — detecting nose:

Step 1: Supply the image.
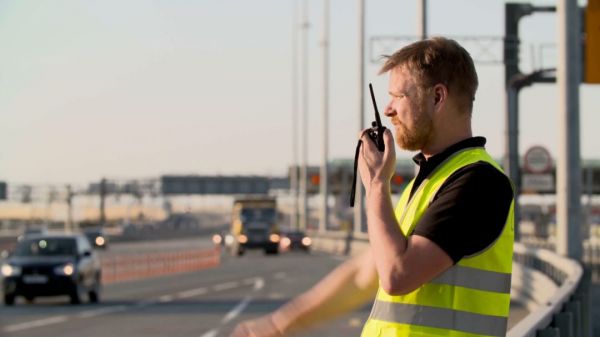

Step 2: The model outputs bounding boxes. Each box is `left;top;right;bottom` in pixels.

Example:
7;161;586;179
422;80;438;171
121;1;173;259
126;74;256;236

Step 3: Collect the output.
384;101;395;117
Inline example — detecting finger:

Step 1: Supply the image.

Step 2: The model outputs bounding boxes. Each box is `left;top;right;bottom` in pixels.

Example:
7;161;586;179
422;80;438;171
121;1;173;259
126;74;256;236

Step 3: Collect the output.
231;326;247;337
229;326;243;337
383;128;396;158
357;128;370;139
230;324;253;337
383;128;394;150
360;131;378;153
383;128;393;143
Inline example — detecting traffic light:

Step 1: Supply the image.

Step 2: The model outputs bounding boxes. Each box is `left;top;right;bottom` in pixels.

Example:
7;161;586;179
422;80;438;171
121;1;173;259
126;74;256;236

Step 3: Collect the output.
390;172;411;194
310;174;320;186
585;0;600;83
392;174;404;186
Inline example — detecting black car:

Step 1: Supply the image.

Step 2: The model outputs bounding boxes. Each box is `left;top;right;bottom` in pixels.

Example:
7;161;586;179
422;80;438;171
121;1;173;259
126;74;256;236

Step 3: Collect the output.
84;228;108;250
279;230;312;252
1;233;102;305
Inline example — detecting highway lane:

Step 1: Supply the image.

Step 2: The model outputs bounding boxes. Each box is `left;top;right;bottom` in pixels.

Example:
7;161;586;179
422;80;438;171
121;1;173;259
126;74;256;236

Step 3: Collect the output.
0;249;367;337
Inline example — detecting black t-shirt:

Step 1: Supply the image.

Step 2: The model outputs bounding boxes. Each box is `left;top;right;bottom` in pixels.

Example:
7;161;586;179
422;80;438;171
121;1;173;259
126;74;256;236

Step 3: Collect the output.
408;137;514;264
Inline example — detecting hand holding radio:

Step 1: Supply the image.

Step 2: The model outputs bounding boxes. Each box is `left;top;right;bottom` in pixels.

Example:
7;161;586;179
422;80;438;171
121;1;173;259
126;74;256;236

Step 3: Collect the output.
350;83;392;207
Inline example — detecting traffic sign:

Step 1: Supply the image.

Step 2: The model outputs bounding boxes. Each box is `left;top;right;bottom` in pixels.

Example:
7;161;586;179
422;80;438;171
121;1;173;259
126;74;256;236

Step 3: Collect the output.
524;146;553;174
522;174;554;193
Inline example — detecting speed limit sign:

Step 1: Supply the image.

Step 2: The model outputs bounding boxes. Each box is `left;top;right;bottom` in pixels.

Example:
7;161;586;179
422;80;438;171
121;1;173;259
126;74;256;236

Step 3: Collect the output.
524;146;553;174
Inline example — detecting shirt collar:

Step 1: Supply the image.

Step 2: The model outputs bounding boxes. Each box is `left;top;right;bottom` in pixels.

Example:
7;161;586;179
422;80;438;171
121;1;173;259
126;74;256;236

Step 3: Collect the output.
412;137;487;168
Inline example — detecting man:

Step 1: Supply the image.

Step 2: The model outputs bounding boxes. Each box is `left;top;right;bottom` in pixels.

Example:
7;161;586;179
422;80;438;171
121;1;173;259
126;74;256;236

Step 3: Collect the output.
231;37;514;337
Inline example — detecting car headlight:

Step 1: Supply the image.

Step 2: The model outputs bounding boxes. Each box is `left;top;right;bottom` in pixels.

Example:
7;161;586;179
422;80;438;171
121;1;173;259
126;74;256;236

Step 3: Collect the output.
1;263;21;277
54;263;75;276
95;236;106;246
269;234;280;243
302;237;312;246
212;234;223;245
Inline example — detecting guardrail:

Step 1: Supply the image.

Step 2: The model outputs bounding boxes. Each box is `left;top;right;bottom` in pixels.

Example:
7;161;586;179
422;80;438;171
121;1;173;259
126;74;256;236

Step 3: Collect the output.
309;231;588;337
509;243;586;337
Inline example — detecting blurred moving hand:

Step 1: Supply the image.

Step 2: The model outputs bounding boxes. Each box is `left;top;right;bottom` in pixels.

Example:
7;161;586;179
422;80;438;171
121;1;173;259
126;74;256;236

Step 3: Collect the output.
230;250;378;337
230;315;284;337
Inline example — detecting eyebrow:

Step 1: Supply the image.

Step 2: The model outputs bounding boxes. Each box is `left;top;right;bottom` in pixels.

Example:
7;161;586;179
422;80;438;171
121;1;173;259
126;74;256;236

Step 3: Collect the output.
389;90;407;96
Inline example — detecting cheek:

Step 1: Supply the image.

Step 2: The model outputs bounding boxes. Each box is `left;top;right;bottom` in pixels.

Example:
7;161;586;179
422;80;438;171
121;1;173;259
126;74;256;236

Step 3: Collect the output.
393;102;409;119
397;104;416;126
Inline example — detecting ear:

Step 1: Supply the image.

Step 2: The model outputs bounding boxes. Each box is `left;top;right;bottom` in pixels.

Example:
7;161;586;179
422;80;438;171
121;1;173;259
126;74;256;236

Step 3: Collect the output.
432;84;448;109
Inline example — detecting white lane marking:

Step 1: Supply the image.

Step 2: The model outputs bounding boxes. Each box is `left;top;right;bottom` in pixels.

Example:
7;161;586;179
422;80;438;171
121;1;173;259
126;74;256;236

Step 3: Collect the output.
4;277;262;334
177;287;208;299
254;278;265;290
3;316;68;333
213;281;238;291
242;278;256;285
199;277;265;337
200;328;219;337
159;294;174;302
273;272;287;280
222;296;252;324
78;305;128;318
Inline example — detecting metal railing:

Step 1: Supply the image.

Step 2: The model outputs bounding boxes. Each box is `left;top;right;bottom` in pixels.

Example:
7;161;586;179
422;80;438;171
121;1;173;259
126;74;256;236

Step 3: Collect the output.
509;243;585;337
310;231;588;337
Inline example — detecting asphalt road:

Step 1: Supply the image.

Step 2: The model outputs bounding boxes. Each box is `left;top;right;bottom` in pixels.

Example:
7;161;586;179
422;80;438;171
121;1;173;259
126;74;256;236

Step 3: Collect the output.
0;247;365;337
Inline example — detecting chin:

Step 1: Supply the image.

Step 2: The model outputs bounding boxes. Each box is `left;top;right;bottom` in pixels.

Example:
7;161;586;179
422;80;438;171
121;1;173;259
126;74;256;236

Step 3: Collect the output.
395;132;422;151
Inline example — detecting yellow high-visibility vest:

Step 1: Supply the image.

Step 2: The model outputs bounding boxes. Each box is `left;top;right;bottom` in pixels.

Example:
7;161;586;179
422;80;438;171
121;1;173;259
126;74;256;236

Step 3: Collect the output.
361;147;514;337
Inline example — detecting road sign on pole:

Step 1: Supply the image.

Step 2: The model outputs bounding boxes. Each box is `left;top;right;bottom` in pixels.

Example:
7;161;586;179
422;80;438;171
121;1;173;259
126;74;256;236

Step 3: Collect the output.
524;145;553;174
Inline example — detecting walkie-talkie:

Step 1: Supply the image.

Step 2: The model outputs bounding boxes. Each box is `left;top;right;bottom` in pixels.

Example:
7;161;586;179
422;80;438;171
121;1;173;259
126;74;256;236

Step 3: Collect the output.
350;83;387;207
367;83;386;152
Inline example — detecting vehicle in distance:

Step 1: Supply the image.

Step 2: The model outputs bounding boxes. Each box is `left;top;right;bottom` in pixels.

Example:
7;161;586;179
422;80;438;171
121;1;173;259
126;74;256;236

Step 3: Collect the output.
84;228;108;249
1;233;102;305
227;197;280;256
17;225;48;241
280;230;312;252
212;230;229;246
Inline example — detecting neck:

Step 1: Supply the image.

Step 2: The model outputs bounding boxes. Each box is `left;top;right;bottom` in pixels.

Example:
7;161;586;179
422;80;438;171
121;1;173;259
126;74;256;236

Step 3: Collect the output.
421;116;472;159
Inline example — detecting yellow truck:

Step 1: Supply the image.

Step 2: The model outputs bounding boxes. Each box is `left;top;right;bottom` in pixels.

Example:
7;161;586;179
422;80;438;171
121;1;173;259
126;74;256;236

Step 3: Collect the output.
228;197;280;256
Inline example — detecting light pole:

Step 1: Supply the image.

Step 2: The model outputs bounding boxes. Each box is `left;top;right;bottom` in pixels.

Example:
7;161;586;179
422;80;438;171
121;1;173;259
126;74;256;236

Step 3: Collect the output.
353;0;366;235
291;0;300;230
298;0;310;231
417;0;427;40
319;0;330;233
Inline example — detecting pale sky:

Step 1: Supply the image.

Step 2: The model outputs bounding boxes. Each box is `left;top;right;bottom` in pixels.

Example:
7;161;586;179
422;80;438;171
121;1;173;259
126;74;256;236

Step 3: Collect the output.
0;0;598;185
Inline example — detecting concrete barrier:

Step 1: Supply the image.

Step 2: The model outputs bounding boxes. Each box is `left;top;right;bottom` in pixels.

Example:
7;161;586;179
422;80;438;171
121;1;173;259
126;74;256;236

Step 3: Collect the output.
311;230;369;256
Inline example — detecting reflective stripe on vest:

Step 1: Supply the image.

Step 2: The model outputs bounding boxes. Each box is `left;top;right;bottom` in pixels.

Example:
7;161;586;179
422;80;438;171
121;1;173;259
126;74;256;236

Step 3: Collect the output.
361;147;514;337
370;301;508;337
430;264;511;293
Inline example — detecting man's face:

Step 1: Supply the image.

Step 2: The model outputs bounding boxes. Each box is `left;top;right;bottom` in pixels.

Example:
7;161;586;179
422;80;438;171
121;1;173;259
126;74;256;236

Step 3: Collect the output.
384;66;434;151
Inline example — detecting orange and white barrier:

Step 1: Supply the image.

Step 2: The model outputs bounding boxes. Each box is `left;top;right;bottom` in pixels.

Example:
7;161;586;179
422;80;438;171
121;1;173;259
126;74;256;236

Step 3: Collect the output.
101;247;220;284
